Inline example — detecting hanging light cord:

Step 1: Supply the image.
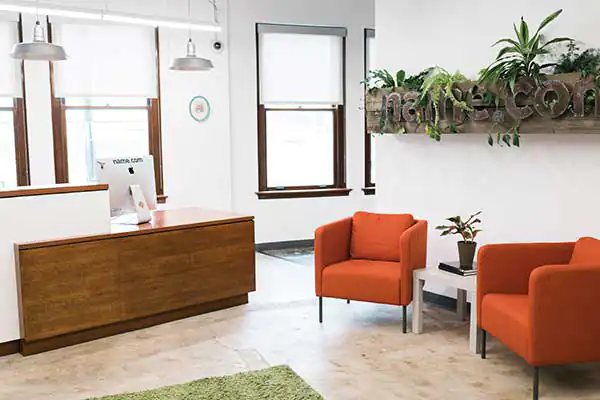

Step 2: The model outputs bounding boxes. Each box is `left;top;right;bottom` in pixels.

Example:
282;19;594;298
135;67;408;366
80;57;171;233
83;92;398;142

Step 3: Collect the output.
187;0;192;41
208;0;218;24
208;0;219;40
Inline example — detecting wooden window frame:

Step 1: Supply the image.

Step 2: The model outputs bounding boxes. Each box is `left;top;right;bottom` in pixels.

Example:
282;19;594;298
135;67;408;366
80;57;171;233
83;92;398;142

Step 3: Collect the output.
48;20;165;203
0;14;31;187
363;28;375;195
255;24;350;200
0;98;28;187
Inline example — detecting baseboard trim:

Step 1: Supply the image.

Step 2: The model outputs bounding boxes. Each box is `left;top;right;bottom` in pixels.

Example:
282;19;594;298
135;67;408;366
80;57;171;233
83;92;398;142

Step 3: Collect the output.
20;294;249;356
0;340;19;357
256;239;313;252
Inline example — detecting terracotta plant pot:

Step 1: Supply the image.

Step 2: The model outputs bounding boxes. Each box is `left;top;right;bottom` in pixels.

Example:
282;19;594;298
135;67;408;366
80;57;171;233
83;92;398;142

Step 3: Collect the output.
458;241;477;270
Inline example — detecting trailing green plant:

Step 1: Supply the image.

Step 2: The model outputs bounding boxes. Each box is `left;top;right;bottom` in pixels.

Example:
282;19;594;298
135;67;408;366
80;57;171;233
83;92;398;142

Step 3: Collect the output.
554;41;600;78
364;68;431;91
478;9;571;93
488;124;521;147
402;68;431;91
418;67;472;141
435;211;482;243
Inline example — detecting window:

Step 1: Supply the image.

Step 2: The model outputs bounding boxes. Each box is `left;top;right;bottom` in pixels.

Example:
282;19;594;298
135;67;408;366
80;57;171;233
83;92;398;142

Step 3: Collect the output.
50;20;164;200
0;17;29;188
256;24;349;199
364;28;376;195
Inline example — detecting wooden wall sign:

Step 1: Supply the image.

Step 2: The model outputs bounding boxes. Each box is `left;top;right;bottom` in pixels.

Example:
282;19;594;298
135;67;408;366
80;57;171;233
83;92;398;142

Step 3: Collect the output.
366;73;600;135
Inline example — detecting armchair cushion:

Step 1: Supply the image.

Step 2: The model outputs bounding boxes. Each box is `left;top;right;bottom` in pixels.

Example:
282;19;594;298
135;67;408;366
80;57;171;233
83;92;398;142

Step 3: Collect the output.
350;212;414;261
481;294;530;360
570;237;600;265
321;259;401;305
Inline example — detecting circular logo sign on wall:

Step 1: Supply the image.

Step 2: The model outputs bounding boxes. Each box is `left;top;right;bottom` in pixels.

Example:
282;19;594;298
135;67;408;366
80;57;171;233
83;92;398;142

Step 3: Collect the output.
189;96;211;122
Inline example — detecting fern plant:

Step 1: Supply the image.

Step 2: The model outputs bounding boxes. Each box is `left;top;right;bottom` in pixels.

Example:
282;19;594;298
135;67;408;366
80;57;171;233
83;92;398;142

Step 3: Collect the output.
418;67;472;141
554;41;600;78
478;9;571;93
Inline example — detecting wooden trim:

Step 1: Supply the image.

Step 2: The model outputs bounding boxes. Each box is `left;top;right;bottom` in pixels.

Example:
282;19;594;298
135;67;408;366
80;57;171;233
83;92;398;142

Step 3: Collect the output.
157;194;168;204
0;184;108;200
148;98;164;197
13;98;30;186
262;107;337;112
15;14;30;186
51;98;69;183
47;17;70;184
0;340;19;357
256;188;351;200
257;104;268;190
364;28;375;190
20;294;248;356
62;105;148;110
150;27;164;197
333;104;346;188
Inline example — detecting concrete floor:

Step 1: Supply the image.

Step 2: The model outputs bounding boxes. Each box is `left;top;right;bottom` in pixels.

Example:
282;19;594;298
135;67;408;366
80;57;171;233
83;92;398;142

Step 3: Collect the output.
1;253;599;400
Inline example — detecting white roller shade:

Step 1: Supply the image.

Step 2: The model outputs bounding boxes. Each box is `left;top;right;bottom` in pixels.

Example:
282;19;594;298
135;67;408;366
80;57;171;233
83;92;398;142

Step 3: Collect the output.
259;29;344;105
53;23;157;98
0;20;21;97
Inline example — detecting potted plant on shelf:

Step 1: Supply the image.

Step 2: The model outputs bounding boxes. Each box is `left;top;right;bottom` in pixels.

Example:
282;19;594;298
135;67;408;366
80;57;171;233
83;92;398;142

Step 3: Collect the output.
436;211;482;270
478;9;571;93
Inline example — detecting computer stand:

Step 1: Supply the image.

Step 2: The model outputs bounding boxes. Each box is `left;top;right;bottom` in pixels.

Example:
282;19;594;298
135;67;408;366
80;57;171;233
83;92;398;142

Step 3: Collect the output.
113;184;152;225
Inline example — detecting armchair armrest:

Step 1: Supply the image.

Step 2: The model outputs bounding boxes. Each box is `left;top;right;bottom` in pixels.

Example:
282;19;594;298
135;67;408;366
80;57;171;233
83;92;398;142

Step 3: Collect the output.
529;264;600;365
314;217;352;295
477;242;574;325
399;220;428;305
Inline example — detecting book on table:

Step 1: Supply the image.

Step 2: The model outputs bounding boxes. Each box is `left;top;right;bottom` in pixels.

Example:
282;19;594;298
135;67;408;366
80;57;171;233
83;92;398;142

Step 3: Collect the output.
438;261;477;276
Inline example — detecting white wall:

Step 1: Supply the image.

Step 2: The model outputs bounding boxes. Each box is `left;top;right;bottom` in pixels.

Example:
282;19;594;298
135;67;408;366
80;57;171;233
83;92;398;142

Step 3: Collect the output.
375;1;600;296
17;0;232;210
228;0;375;243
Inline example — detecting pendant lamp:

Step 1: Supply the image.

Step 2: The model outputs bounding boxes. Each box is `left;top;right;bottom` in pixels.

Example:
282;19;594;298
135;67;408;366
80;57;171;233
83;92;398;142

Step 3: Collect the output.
170;0;213;71
10;4;67;61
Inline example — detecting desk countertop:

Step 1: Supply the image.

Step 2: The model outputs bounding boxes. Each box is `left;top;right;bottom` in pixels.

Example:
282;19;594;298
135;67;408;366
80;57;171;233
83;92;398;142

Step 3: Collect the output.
0;184;108;199
16;207;254;250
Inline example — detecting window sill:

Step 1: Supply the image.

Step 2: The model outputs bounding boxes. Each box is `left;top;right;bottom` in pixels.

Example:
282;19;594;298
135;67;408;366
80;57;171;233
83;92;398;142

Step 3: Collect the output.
157;194;168;204
362;187;376;195
256;188;352;200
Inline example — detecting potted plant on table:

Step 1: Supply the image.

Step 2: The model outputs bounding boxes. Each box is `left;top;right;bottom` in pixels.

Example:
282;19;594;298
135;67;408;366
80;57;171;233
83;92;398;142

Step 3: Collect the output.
436;212;482;270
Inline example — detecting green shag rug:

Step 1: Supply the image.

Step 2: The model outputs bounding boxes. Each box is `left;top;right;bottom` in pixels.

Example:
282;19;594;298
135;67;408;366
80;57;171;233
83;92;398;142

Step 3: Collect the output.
89;365;324;400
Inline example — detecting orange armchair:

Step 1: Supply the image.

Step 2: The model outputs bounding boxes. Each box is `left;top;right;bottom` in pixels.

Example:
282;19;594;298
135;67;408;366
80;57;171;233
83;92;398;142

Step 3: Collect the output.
315;212;428;333
477;238;600;400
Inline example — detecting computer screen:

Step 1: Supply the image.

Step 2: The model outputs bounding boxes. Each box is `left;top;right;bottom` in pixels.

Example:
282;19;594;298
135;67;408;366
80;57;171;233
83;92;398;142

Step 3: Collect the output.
95;156;157;217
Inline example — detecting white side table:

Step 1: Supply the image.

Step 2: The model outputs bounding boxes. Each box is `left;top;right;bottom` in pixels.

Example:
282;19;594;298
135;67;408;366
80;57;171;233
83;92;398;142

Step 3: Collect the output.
412;268;480;354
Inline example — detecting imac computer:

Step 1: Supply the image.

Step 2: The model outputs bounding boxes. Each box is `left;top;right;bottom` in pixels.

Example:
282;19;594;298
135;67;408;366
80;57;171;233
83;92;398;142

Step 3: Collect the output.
95;156;157;224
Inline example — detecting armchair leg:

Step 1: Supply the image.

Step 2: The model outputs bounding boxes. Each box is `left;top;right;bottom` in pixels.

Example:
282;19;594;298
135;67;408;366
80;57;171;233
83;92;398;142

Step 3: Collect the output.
402;305;407;333
346;299;350;304
533;367;540;400
319;297;323;324
481;328;487;359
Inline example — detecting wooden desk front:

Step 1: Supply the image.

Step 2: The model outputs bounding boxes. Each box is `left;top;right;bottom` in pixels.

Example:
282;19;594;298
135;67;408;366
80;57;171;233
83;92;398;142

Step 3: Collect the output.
15;208;255;355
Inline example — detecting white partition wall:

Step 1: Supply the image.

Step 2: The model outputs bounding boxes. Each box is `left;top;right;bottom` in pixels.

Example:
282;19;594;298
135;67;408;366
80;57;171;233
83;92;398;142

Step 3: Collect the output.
0;188;110;343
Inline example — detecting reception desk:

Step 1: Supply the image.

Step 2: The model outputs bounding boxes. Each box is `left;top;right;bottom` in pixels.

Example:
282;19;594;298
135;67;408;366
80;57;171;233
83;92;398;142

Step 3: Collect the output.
13;207;255;356
0;184;111;356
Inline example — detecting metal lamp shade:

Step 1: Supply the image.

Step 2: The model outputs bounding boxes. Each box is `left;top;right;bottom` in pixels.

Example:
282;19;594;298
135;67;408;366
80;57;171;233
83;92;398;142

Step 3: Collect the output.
10;21;67;62
170;38;213;71
170;56;213;71
10;42;67;61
